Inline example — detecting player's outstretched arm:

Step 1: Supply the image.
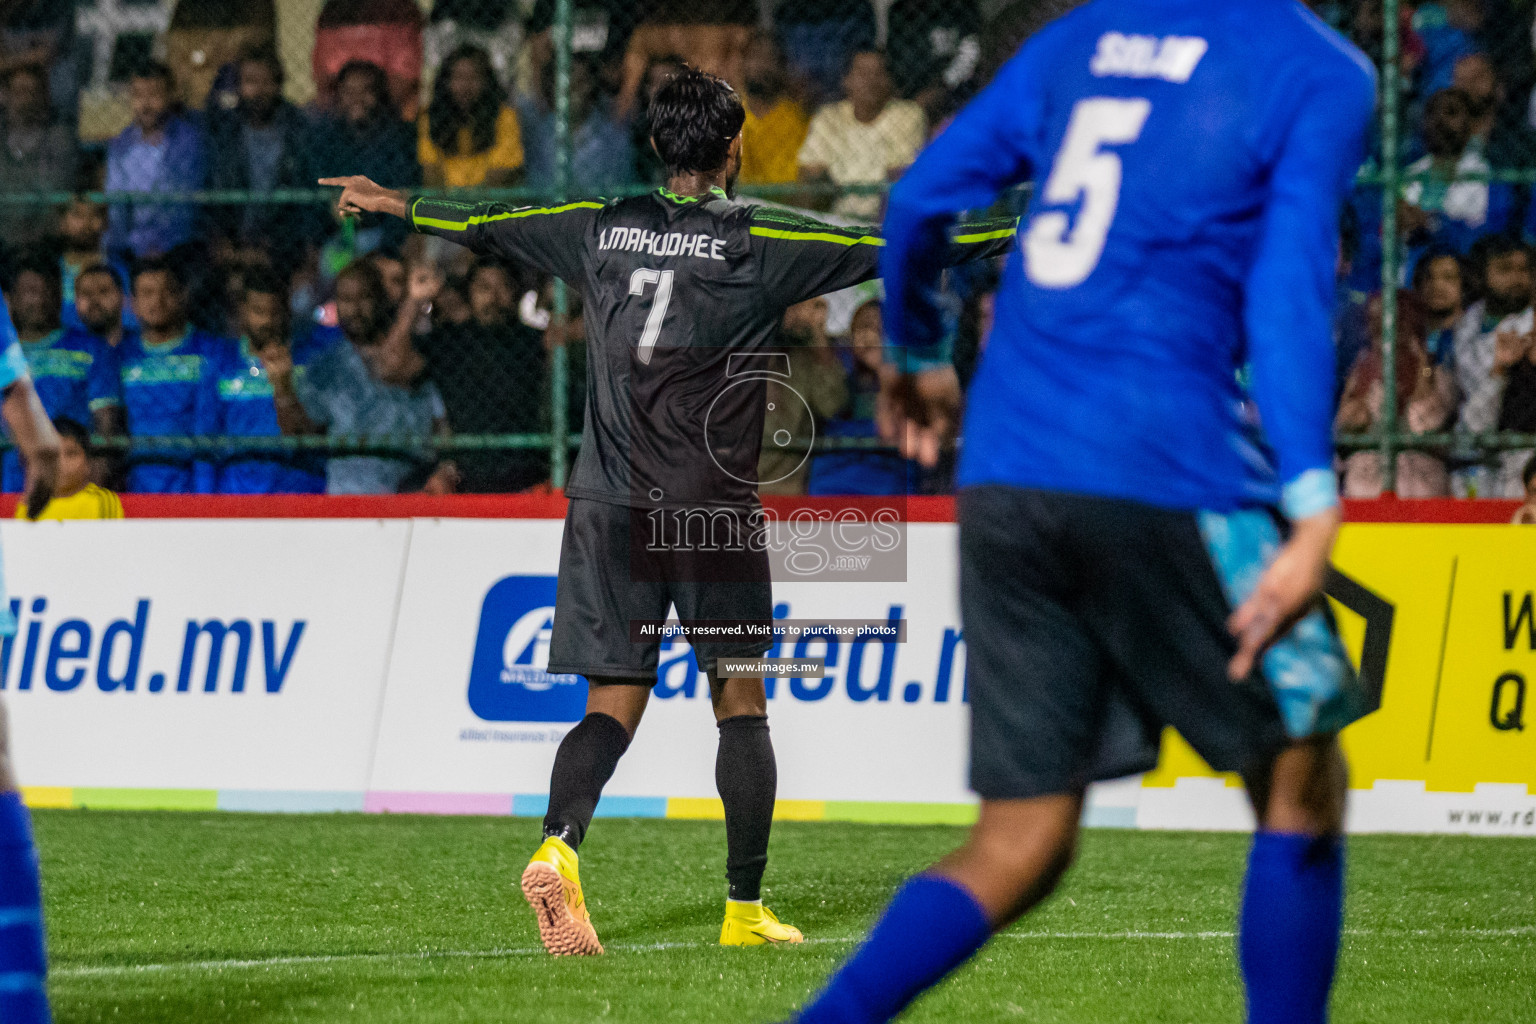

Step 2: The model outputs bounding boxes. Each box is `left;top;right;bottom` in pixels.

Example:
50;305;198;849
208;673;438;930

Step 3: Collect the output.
752;208;1017;314
871;47;1038;466
320;175;602;281
750;208;889;305
2;376;60;521
410;195;601;282
1234;57;1375;679
882;49;1036;365
937;217;1019;266
320;176;409;220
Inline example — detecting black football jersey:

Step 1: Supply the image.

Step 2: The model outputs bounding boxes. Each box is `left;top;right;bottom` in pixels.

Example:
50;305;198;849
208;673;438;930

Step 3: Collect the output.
410;188;1014;507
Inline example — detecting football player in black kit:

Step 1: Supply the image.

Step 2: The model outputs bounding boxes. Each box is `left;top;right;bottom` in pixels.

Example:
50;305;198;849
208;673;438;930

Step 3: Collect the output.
321;68;1014;956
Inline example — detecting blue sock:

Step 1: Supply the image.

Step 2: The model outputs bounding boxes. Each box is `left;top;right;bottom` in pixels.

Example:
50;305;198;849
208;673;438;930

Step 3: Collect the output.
797;874;991;1024
0;791;51;1024
1239;831;1343;1024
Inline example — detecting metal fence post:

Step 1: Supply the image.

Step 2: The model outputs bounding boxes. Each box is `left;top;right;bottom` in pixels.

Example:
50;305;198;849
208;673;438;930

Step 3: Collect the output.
1379;0;1401;493
549;0;574;488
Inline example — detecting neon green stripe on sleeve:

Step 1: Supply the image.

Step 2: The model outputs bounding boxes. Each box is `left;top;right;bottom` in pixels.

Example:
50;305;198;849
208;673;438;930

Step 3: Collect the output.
952;226;1018;244
413;200;605;233
748;226;885;247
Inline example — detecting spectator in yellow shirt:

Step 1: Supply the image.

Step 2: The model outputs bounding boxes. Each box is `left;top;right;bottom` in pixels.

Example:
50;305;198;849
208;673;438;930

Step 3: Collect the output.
419;45;524;189
739;32;809;188
797;49;926;220
14;418;123;520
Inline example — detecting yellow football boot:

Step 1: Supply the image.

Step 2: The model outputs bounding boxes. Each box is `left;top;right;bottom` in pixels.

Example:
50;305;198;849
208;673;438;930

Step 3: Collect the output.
719;900;805;946
520;836;603;955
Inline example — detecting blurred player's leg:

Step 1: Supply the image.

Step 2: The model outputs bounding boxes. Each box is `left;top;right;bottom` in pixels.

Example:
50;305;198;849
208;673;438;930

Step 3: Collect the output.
796;796;1079;1023
710;675;802;946
0;699;51;1023
794;489;1109;1019
1238;736;1348;1024
1076;499;1355;1024
522;682;649;956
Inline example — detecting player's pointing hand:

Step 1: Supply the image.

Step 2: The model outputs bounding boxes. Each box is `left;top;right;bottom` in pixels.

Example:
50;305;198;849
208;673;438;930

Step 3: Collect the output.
319;176;409;220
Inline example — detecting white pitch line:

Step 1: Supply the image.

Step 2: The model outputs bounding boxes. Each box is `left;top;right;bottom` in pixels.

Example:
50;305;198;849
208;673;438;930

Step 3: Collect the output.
49;925;1536;980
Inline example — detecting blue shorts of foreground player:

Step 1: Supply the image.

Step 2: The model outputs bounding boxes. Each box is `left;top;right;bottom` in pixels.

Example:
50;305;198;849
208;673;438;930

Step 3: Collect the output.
960;485;1363;801
791;485;1358;1024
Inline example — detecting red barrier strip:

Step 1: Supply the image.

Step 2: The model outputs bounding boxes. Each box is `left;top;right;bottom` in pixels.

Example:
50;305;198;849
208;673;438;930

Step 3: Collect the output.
1340;498;1521;523
0;494;1521;524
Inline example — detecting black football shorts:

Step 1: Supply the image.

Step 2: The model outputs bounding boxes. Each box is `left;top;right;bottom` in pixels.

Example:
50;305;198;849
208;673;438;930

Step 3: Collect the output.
959;485;1362;801
546;497;774;683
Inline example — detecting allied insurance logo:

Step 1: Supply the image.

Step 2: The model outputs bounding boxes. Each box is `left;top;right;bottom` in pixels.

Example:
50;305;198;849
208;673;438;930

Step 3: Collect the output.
467;576;587;722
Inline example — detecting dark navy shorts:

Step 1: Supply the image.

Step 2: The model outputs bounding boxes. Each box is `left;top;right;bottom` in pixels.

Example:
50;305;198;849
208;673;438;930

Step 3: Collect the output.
959;485;1361;801
547;498;774;683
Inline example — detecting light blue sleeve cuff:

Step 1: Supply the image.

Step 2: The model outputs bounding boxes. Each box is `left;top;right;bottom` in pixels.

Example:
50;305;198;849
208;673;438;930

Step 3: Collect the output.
891;350;953;375
887;331;955;375
0;342;29;392
1280;467;1340;521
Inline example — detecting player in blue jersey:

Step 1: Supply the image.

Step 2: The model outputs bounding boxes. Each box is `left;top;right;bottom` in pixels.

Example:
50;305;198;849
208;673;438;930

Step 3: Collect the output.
0;255;123;491
119;259;228;494
206;268;329;494
0;288;61;1024
791;3;1375;1024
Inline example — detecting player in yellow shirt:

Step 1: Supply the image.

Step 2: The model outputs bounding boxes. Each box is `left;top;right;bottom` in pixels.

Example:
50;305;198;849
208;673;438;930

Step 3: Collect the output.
15;417;123;520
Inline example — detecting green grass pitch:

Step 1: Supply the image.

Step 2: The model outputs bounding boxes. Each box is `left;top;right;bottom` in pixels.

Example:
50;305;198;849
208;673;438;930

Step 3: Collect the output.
35;811;1535;1023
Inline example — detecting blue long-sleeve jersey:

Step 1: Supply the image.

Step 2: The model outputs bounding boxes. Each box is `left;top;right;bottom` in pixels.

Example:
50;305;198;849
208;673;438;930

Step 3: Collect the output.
0;292;30;517
0;294;28;632
205;331;332;494
120;328;230;494
2;327;122;491
882;0;1375;518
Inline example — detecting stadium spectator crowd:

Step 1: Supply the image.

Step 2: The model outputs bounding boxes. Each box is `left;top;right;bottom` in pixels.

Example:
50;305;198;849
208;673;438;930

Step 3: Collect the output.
1;0;1536;498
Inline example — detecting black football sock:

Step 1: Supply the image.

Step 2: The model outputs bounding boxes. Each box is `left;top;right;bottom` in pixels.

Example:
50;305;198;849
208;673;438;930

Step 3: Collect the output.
716;714;776;902
542;712;632;850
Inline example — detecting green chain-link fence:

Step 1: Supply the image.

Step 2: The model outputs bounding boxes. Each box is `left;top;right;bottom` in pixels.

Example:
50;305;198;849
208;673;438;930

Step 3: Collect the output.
1327;0;1536;499
0;0;1533;498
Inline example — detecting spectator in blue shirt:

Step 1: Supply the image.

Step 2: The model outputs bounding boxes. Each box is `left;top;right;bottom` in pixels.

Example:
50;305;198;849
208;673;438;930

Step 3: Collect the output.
119;259;227;493
519;54;635;195
57;198;136;334
1412;0;1480;98
267;260;449;495
1349;88;1518;292
72;264;132;351
105;62;207;260
0;254;123;490
773;0;876;105
206;267;329;494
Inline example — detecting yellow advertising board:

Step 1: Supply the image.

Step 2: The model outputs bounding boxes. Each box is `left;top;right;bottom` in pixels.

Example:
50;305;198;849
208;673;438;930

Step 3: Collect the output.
1143;524;1536;833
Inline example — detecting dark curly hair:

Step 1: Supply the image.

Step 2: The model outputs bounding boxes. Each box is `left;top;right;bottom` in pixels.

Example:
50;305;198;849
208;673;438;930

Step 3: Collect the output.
647;68;745;176
2;247;61;301
428;45;502;157
242;265;289;301
51;416;91;453
335;60;392;118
